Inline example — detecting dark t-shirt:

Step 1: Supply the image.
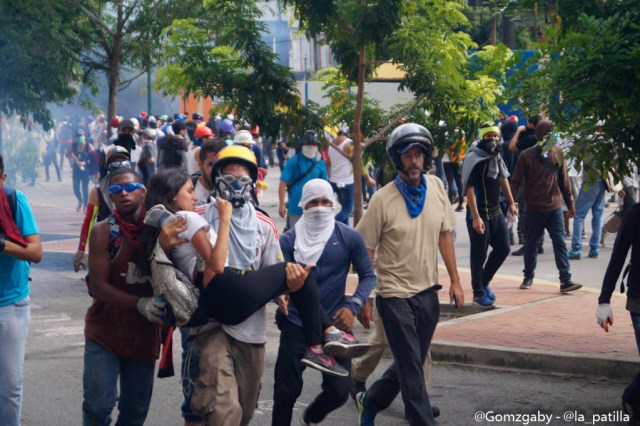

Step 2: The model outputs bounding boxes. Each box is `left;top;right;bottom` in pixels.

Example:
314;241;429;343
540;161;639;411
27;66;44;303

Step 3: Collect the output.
466;159;501;220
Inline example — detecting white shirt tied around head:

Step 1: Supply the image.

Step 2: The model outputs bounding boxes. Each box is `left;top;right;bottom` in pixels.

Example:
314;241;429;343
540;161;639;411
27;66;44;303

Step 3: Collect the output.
294;179;336;265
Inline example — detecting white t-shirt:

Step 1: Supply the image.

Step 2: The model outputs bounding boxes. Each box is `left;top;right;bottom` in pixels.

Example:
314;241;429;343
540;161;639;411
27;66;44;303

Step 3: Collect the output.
194;179;213;207
171;211;224;281
186;144;200;176
328;138;354;185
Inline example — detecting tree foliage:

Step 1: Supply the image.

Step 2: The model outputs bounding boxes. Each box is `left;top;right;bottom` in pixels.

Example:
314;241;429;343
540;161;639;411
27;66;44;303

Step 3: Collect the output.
0;0;81;131
156;0;302;139
506;0;640;177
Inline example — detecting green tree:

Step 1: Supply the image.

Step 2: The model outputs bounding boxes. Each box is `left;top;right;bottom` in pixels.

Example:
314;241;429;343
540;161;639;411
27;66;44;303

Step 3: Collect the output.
155;0;302;142
0;0;80;148
506;0;640;178
60;0;201;124
286;0;509;223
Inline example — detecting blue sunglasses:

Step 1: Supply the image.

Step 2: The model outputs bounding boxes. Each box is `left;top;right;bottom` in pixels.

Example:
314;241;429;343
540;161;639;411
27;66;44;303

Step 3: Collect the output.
108;182;144;194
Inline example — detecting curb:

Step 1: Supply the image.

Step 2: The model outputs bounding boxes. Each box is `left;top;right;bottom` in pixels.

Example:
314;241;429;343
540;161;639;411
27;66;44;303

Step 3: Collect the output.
430;340;638;381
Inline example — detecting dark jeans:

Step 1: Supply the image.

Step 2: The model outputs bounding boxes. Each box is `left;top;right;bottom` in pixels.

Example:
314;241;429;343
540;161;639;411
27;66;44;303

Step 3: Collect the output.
623;311;640;404
443;162;462;204
201;264;330;345
272;311;351;425
44;152;61;181
331;182;354;225
72;169;90;207
179;328;202;423
523;208;571;283
362;291;439;426
466;214;511;297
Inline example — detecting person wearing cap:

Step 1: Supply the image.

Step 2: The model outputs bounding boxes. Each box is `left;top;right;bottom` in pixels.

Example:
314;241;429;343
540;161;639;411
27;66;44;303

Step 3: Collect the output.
73;147;132;274
66;129;96;213
114;119;138;158
272;179;375;425
355;123;464;426
279;130;328;230
326;126;354;225
138;128;158;185
509;120;582;293
158;121;189;170
460;123;517;308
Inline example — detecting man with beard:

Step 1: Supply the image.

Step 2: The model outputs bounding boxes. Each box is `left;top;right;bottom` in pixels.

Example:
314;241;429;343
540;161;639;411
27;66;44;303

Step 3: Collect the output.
460;123;517;308
355;123;465;426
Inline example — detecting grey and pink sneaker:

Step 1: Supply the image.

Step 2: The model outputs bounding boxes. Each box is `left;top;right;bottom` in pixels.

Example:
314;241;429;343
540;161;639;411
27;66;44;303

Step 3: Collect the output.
324;331;371;358
301;348;349;377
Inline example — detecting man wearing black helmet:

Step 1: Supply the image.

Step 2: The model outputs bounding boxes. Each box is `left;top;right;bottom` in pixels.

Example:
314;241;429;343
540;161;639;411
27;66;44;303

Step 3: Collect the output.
355;123;465;426
278;130;328;230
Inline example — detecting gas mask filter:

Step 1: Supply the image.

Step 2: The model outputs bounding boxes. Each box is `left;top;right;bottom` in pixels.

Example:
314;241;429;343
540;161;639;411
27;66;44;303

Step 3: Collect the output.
216;173;253;208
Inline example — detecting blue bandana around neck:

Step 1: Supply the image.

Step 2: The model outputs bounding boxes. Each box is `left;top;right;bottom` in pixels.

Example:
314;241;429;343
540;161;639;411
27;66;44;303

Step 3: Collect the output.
394;174;427;218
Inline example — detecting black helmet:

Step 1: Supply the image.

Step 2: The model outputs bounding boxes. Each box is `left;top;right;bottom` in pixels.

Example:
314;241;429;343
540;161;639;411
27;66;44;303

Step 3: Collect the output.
192;112;204;121
302;130;320;145
386;123;433;172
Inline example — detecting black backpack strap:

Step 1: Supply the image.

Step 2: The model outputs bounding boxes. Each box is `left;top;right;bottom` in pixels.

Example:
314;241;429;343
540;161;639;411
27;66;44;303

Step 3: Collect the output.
286;157;316;192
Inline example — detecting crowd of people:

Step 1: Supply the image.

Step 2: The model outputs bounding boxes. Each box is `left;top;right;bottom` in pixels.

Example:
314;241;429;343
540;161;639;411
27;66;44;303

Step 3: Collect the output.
0;108;639;426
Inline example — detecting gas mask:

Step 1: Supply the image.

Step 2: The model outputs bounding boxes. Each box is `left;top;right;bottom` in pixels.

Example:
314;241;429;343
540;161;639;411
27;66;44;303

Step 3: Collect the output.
215;173;254;209
478;139;499;155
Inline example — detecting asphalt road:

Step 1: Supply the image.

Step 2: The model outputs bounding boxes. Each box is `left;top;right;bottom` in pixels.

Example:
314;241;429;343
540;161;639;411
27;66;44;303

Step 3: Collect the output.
15;160;630;425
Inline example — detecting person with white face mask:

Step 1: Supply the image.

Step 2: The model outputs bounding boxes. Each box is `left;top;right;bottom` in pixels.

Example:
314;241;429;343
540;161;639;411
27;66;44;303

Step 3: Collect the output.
273;179;375;425
278;130;328;231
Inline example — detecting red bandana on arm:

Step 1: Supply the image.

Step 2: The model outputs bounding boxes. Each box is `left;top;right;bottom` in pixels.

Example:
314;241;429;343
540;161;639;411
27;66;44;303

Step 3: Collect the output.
113;208;146;249
0;187;28;247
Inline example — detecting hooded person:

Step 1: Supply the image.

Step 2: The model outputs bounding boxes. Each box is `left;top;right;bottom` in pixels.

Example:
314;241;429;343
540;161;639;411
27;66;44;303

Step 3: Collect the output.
459;123;517;308
272;179;375;425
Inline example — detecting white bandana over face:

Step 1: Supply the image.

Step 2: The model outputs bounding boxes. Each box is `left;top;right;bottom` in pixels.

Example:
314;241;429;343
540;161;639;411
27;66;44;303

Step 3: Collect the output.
294;179;336;265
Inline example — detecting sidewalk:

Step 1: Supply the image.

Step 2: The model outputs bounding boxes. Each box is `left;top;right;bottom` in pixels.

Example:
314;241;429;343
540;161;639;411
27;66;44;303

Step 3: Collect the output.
347;268;638;380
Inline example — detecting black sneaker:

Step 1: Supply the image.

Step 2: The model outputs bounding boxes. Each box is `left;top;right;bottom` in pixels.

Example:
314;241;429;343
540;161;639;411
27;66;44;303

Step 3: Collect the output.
350;378;366;402
512;246;525;256
301;347;348;377
520;277;533;289
324;330;371;359
560;280;582;293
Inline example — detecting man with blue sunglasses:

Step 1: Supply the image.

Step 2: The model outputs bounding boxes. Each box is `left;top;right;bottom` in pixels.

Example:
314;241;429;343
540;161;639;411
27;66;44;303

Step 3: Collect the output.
83;168;162;426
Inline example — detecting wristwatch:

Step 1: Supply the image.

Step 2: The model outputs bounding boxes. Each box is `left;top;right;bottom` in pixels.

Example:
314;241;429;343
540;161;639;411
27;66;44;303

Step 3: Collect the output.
0;237;5;252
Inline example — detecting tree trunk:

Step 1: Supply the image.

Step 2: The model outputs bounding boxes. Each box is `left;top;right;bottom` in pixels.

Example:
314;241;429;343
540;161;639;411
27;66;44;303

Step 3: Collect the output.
490;2;497;46
107;10;123;139
352;45;366;226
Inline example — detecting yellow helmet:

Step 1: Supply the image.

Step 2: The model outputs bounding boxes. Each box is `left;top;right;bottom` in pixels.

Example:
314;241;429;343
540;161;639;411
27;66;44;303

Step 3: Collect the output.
212;145;258;182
